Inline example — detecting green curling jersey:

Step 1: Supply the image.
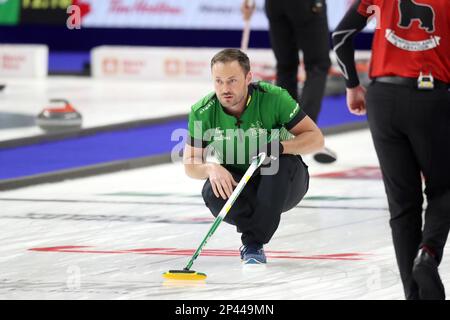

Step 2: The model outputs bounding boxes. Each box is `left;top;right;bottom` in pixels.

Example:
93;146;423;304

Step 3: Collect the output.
187;82;306;173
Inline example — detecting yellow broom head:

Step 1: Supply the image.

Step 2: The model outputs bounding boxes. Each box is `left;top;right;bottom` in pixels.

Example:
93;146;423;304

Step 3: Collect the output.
162;270;207;281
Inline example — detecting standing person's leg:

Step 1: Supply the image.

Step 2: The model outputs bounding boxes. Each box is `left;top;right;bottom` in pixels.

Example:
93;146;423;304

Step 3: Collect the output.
366;82;423;300
408;88;450;299
414;187;450;300
298;14;336;163
265;0;299;101
289;4;331;123
283;1;335;163
416;88;450;264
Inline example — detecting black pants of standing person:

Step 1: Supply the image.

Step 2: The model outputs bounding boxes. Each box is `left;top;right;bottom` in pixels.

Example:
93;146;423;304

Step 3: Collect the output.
366;81;450;300
265;0;331;122
202;155;309;246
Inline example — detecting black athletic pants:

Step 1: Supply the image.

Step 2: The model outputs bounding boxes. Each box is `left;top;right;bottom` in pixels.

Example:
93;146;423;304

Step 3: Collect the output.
366;81;450;300
202;155;309;246
265;0;331;122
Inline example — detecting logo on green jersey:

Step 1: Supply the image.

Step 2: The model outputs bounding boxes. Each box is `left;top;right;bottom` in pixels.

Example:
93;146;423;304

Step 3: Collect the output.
199;100;214;115
289;104;300;119
248;121;266;138
212;127;230;141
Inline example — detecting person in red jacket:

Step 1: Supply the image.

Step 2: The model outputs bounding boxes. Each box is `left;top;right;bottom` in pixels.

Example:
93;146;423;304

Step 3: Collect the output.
333;0;450;300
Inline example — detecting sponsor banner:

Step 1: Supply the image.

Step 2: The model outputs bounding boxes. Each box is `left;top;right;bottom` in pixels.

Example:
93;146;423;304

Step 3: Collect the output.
80;0;371;31
0;0;20;25
81;0;268;30
8;0;375;31
0;45;48;78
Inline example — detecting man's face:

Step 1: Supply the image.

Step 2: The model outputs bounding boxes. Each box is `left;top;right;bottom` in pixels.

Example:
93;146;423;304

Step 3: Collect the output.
212;61;252;110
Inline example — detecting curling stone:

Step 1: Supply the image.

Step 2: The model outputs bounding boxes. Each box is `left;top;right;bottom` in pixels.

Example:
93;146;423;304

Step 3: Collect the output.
36;99;82;132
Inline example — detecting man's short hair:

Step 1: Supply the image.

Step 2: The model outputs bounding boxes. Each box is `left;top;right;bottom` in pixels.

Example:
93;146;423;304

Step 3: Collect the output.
211;49;251;75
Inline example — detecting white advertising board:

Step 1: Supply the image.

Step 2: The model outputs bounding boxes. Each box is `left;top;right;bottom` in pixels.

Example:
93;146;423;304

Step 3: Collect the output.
92;46;277;81
0;45;48;78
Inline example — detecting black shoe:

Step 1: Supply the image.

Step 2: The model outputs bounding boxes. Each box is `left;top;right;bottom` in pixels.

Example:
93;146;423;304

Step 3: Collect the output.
412;247;446;300
405;282;420;300
313;147;337;164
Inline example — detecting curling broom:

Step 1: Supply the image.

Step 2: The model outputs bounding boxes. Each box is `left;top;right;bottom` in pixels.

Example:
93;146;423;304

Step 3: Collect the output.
163;153;266;280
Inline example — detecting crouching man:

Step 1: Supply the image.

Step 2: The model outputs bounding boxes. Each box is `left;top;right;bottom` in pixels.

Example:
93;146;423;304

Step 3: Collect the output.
183;49;324;264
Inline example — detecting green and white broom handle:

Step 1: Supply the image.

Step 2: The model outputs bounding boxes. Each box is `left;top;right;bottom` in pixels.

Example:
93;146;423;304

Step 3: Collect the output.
184;152;267;271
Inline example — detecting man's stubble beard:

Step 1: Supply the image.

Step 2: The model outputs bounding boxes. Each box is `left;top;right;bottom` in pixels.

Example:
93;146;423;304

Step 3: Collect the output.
221;90;247;111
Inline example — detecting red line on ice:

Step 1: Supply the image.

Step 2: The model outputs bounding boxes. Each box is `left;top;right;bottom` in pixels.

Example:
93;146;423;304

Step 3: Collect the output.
28;246;370;261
